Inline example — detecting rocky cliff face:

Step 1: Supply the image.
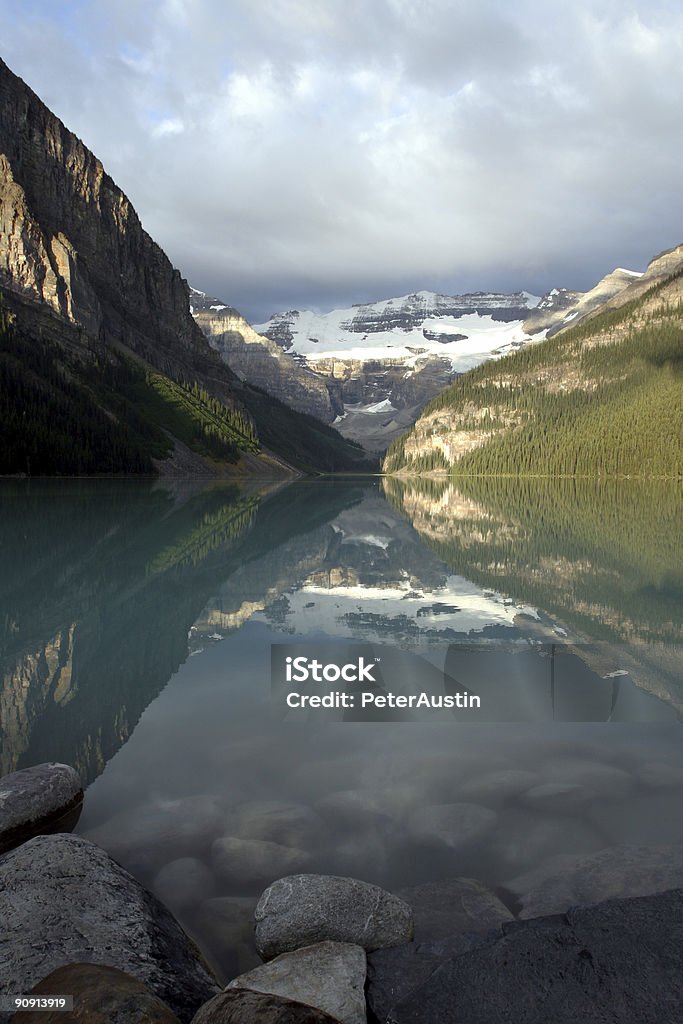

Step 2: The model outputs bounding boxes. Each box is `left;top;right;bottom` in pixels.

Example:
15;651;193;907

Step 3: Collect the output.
254;290;543;449
0;58;375;475
574;243;683;325
0;57;210;377
191;291;343;423
523;269;643;337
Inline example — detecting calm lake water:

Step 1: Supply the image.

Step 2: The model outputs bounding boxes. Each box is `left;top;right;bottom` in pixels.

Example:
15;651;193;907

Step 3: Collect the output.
1;476;682;980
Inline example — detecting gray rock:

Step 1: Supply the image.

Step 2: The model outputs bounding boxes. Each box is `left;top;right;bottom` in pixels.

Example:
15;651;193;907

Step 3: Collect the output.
11;963;181;1023
396;879;514;942
83;795;227;871
153;858;216;913
231;802;324;848
637;760;683;789
520;782;587;810
390;889;683;1023
314;790;395;827
0;762;82;853
508;844;683;918
541;757;632;800
194;898;261;983
330;832;393;880
0;834;219;1024
366;932;499;1024
407;803;496;850
458;769;537;805
212;838;312;887
255;874;413;960
228;941;366;1024
587;794;683;847
190;990;341;1023
488;809;603;875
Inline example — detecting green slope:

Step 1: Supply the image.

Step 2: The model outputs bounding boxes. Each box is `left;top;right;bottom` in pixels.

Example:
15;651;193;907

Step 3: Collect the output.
383;272;683;479
0;292;376;476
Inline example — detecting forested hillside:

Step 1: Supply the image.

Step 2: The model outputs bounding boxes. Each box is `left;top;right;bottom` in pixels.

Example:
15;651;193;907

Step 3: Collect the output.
0;292;374;476
383;266;683;479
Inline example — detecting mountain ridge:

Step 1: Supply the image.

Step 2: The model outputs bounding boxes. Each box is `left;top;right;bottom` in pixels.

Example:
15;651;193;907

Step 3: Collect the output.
382;248;683;479
0;57;373;476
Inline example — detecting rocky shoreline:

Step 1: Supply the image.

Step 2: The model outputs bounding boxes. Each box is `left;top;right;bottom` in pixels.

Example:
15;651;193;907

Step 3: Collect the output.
1;763;682;1023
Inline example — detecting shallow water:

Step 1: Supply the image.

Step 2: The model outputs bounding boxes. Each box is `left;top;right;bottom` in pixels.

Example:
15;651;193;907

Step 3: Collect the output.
1;476;681;980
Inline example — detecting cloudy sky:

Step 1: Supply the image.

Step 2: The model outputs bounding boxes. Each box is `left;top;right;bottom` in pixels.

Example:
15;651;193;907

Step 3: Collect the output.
2;0;683;321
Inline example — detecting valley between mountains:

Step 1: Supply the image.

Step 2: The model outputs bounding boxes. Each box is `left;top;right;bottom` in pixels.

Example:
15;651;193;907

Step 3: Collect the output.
1;54;681;479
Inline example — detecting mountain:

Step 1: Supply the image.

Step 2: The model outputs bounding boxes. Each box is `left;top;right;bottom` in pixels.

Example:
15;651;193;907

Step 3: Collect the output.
190;288;344;423
383;246;683;478
522;268;641;337
252;277;640;452
0;57;373;476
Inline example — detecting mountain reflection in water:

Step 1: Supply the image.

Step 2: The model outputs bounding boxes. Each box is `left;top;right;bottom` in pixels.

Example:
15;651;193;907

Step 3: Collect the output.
0;475;681;980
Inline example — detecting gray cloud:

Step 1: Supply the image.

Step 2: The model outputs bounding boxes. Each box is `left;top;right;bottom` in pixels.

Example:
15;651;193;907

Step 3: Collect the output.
2;0;683;321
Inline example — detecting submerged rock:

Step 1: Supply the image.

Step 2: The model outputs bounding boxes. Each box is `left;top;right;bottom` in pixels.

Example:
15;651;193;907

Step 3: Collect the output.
457;769;537;805
230;802;324;849
0;762;82;853
227;941;366;1024
0;834;219;1023
212;837;312;887
539;757;632;801
82;795;227;871
396;878;514;942
11;963;180;1023
407;803;496;850
190;990;341;1023
255;874;413;960
152;858;216;913
194;898;261;982
507;844;683;918
488;808;602;875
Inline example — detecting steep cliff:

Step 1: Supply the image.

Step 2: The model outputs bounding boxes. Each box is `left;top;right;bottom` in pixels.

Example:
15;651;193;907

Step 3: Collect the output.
0;57;373;475
0;59;209;375
191;292;343;423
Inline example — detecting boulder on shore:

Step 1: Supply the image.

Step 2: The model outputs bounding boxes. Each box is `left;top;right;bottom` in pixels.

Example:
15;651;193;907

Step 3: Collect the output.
255;874;413;961
0;763;82;853
0;834;219;1024
10;963;181;1023
389;888;683;1024
227;941;366;1024
190;989;341;1023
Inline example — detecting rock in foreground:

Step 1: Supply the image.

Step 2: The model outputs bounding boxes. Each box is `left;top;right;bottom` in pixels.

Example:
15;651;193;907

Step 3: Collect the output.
191;990;341;1023
390;889;683;1024
11;963;180;1023
228;941;366;1024
396;878;513;942
0;763;82;853
0;834;219;1023
255;874;413;960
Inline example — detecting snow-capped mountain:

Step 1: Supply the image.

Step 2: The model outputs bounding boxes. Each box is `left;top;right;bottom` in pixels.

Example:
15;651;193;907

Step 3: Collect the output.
253;290;546;450
191;271;640;454
255;289;542;370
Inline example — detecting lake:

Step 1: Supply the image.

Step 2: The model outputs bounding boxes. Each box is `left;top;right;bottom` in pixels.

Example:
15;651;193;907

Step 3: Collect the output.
1;475;681;981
